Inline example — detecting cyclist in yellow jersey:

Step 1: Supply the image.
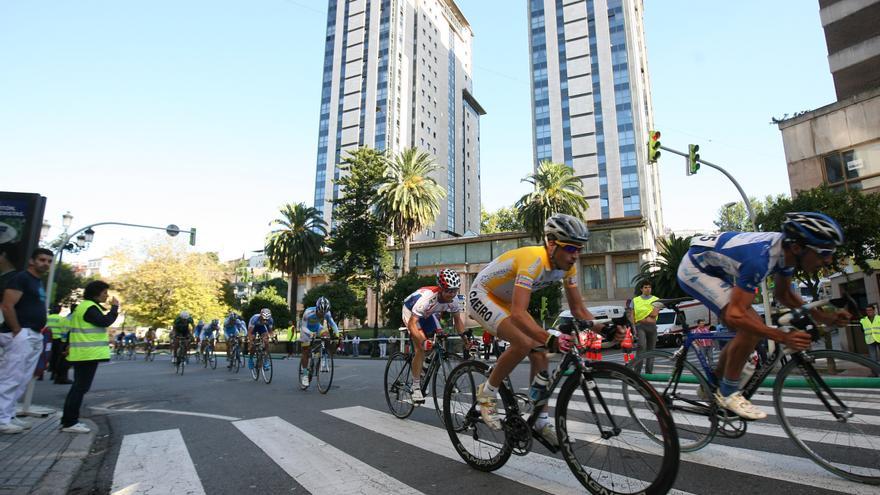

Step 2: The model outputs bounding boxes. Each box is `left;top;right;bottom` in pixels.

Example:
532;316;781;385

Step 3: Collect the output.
469;213;606;443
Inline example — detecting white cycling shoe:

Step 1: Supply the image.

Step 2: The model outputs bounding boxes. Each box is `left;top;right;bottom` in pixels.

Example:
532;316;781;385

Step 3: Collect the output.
476;383;501;430
714;391;767;420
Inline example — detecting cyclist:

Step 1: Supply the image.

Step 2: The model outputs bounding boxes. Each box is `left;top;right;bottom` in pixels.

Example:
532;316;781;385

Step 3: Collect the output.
200;319;219;358
223;312;240;367
298;297;339;388
677;212;850;420
171;310;194;365
402;268;466;405
193;319;204;353
144;327;157;356
469;213;604;445
248;308;274;371
124;331;137;355
114;331;125;357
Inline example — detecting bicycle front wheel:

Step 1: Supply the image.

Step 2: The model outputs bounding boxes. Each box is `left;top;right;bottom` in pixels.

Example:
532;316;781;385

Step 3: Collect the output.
251;355;260;381
232;348;241;373
316;347;333;394
558;361;679;495
384;353;415;418
774;349;880;484
442;360;513;472
432;352;463;425
209;349;217;369
626;350;718;452
261;352;273;384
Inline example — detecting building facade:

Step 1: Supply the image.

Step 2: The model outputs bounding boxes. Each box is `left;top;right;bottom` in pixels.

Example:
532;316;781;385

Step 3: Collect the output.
820;0;880;100
313;0;485;239
526;0;662;243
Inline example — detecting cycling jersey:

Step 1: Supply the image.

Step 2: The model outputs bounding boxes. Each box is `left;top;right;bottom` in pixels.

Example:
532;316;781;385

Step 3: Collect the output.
123;333;136;343
300;307;339;335
248;314;274;335
402;286;463;335
173;316;193;335
202;323;218;339
194;323;203;338
223;317;243;338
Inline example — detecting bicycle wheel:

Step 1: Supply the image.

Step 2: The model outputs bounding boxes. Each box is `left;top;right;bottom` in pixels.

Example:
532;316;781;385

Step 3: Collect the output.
261;351;273;384
251;353;260;381
209;348;217;369
316;346;333;394
177;348;186;375
626;350;718;451
774;349;880;484
384;352;415;419
432;352;463;425
557;361;679;495
232;348;241;373
442;360;512;472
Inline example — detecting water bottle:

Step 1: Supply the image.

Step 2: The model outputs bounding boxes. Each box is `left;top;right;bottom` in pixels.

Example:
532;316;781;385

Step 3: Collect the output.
739;351;758;387
528;371;550;403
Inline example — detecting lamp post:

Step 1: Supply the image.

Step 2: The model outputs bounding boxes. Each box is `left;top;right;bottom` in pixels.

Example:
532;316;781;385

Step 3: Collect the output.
372;262;383;357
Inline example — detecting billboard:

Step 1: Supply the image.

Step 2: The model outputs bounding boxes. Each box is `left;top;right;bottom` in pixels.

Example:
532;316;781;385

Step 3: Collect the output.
0;192;47;271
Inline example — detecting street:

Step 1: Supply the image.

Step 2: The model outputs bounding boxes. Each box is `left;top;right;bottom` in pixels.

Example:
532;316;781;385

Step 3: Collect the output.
28;351;879;495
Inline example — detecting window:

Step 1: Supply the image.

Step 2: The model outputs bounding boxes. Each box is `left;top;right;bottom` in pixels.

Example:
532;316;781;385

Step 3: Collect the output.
615;262;638;289
822;142;880;191
583;263;606;290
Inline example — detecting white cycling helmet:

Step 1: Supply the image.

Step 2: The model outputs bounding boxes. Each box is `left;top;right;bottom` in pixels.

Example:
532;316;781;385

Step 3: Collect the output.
259;308;272;319
180;311;190;319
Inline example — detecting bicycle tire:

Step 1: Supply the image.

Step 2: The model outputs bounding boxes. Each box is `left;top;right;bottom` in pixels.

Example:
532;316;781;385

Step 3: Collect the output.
558;361;679;495
177;347;186;375
432;352;463;426
384;352;415;418
261;352;273;384
316;346;333;394
442;360;513;472
251;354;260;381
774;349;880;484
232;347;241;373
209;348;217;369
626;350;718;451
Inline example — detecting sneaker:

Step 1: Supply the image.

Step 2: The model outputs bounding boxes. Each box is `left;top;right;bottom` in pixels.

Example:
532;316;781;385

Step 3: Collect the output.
412;388;425;405
248;357;254;370
534;422;558;447
61;422;91;434
714;391;767;420
300;370;310;388
476;383;501;430
10;417;32;430
0;422;24;434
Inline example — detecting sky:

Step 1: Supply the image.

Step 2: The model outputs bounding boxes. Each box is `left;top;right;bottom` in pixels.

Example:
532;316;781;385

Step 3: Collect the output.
0;0;836;264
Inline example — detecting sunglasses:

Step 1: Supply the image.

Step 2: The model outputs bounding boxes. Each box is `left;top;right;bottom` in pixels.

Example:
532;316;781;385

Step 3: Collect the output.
806;245;835;257
555;240;583;254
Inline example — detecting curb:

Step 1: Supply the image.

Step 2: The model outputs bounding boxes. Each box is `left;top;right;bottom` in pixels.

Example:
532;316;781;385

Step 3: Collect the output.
30;418;98;495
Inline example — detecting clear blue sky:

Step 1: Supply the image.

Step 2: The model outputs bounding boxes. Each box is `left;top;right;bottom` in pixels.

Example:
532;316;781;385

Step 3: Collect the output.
0;0;835;262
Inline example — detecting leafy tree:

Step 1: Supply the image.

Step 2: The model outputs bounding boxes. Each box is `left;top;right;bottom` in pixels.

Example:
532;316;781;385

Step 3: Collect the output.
51;262;88;306
381;271;436;328
713;195;786;232
376;147;446;274
302;281;364;327
220;279;240;311
114;241;229;328
516;160;589;241
326;147;389;289
481;206;524;234
264;202;326;314
242;286;293;329
528;282;562;327
633;234;693;299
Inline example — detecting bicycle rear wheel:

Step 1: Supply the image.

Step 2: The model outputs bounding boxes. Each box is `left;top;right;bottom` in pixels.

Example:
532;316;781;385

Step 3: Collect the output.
316;346;333;394
432;352;463;425
626;350;718;451
384;352;415;419
774;349;880;484
261;352;273;384
442;360;513;472
558;361;679;495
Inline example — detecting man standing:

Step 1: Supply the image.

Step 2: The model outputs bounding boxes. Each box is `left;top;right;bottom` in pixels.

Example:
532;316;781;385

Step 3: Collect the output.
378;332;388;358
47;304;71;384
352;334;360;357
629;281;660;373
861;304;880;375
0;248;53;434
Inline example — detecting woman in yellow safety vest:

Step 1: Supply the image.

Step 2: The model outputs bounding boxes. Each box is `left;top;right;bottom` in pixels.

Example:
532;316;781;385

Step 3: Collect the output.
861;304;880;371
60;280;119;434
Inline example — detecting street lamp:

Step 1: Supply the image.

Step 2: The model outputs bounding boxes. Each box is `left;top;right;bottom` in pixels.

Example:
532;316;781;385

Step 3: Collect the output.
61;211;73;230
40;220;51;241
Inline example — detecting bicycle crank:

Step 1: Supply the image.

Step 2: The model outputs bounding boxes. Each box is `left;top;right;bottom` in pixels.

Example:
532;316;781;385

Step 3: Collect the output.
504;415;532;456
716;410;748;438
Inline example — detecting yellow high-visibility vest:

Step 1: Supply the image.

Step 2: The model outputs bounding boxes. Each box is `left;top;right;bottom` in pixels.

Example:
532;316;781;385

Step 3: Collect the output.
861;316;880;345
46;313;68;342
633;295;659;324
67;300;111;362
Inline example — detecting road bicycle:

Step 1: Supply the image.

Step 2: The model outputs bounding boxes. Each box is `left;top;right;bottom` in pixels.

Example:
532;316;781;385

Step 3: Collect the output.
143;341;155;361
300;336;334;393
227;336;244;373
442;320;679;494
202;339;217;370
249;337;273;384
625;297;880;484
174;337;190;375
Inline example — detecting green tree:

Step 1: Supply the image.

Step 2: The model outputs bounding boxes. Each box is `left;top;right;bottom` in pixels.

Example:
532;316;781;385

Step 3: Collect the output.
633;234;693;299
713;195;786;232
302;281;364;327
264;202;327;314
220;279;240;311
376;147;446;274
326;147;389;289
481;206;524;234
516;160;589;241
381;271;436;328
242;286;293;329
528;283;562;327
51;262;88;306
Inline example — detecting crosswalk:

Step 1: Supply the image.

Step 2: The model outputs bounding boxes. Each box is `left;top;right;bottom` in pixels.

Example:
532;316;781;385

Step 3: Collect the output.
106;383;880;495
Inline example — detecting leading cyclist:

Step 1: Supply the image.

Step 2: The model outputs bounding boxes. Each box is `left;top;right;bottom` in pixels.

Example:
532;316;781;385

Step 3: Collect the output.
171;311;194;365
469;213;605;445
402;268;467;405
248;309;274;371
299;296;339;388
677;212;850;419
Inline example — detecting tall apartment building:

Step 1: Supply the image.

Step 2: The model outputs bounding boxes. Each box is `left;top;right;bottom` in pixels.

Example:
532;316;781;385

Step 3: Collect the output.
527;0;662;241
313;0;485;238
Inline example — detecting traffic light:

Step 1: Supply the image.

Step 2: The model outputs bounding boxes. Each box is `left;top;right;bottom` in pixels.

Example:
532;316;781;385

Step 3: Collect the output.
687;144;700;175
648;130;661;163
189;227;197;246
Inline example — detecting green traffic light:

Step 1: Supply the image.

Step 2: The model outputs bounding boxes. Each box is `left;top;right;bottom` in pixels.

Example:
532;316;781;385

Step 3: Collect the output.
688;144;700;175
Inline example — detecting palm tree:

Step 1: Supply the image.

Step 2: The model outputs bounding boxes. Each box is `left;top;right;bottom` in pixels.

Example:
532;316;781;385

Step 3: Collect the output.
375;147;446;273
264;203;327;314
516;160;590;241
632;234;693;299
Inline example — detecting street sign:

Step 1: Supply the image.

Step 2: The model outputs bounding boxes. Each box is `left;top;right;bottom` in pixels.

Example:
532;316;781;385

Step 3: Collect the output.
166;224;180;237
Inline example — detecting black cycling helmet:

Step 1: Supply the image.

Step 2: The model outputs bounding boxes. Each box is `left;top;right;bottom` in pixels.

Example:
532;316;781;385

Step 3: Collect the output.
782;212;844;248
544;213;590;244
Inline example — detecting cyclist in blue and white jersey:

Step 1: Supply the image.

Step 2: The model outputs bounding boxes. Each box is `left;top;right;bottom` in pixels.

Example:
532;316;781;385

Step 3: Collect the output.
298;297;339;387
223;312;242;368
402;269;467;405
248;309;274;370
199;319;219;356
677;212;850;419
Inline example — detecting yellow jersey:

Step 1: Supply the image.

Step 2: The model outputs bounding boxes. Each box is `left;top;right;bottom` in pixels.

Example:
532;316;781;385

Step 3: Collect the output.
472;245;577;303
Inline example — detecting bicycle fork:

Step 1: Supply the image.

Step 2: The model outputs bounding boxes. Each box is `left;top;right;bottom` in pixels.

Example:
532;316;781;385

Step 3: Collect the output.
578;372;622;440
796;354;854;421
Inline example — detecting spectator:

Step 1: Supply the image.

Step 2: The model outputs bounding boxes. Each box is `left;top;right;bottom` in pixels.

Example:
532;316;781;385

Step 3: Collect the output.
0;242;18;295
388;333;397;354
352;335;361;357
861;304;880;376
378;332;388;358
482;331;493;360
628;281;660;373
61;280;119;433
47;304;71;384
691;319;714;364
0;248;54;434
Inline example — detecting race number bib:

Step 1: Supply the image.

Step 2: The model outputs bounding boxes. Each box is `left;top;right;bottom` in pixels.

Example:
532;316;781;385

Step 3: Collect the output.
690;234;720;248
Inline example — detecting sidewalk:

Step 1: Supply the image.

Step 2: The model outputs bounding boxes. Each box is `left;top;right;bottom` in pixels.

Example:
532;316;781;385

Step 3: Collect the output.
0;406;96;495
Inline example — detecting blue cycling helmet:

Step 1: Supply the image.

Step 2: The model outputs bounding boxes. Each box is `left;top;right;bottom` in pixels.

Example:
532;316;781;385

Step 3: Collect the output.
782;212;844;247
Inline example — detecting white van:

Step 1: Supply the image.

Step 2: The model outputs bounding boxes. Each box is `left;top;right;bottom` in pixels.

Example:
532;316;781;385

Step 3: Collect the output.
554;305;627;349
654;299;716;347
